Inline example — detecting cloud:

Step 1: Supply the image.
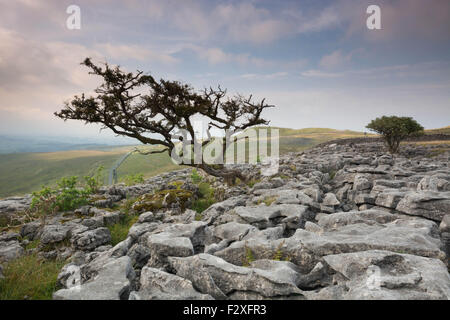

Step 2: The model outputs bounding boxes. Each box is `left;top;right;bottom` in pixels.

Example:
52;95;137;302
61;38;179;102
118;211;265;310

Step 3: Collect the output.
301;70;342;78
94;43;178;64
130;0;343;44
319;50;352;69
184;45;269;67
335;0;450;43
240;72;288;80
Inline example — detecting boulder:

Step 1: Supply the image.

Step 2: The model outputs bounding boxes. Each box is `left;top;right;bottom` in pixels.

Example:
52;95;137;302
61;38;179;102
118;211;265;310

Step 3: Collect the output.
212;222;257;242
233;204;313;230
40;224;72;245
70;227;111;251
20;221;42;241
353;174;372;191
417;175;450;192
293;218;445;260
129;267;213;300
53;256;135;300
375;191;406;209
440;214;450;233
146;232;194;268
316;209;400;230
319;250;450;299
169;254;305;299
0;240;24;263
396;191;450;222
322;193;340;207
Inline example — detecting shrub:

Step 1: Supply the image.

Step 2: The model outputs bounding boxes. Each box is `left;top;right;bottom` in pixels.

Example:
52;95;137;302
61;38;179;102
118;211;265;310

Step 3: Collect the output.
84;165;105;193
123;173;145;186
191;182;216;214
190;169;203;184
366;116;424;153
31;176;90;215
0;253;65;300
242;246;255;267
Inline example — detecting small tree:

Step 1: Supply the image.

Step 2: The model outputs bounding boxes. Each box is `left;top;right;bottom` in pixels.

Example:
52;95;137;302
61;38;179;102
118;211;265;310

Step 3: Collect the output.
55;58;274;183
366;116;424;153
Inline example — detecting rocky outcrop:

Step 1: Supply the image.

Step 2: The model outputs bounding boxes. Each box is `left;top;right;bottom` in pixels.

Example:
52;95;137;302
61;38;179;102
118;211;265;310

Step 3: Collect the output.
308;250;450;300
2;140;450;300
53;255;135;300
129;267;212;300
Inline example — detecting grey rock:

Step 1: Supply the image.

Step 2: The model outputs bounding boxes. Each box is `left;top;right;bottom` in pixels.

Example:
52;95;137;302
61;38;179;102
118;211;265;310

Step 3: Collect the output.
322;193;340;207
354;194;376;205
0;197;30;213
169;254;304;299
101;211;122;226
137;211;158;223
53;256;135;300
20;221;42;241
213;222;257;242
353;174;372;191
373;179;407;189
202;196;248;225
417;175;450;192
293;218;445;260
204;239;231;255
316;209;400;230
110;237;134;258
0;232;20;242
214;236;317;273
233;204;313;230
146;232;194;268
439;214;450;233
322;250;450;299
80;217;104;229
127;243;151;269
304;221;324;234
128;222;159;240
253;189;314;206
0;240;24;263
57;264;81;289
396;191;450;222
302;186;322;202
375;190;406;209
70;227;111;251
131;267;213;300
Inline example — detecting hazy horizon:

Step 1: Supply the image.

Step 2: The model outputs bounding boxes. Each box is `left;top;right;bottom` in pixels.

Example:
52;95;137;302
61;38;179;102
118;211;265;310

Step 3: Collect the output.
1;0;450;140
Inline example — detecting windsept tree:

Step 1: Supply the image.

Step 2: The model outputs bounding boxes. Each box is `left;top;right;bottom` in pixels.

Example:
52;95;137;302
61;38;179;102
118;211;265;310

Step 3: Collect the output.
55;58;274;184
366;116;424;154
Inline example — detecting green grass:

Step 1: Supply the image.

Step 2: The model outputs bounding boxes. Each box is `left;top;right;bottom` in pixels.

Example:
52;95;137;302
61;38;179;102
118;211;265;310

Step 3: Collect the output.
0;146;179;199
107;213;139;246
116;151;179;181
190;182;216;215
0;253;65;300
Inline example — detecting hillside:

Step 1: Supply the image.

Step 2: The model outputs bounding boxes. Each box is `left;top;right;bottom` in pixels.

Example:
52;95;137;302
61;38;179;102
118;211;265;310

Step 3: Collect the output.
425;126;450;135
0;126;447;199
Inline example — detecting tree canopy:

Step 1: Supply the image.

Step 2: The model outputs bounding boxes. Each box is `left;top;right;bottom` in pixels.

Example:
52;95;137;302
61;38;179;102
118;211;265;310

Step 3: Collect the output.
55;58;274;183
366;116;424;153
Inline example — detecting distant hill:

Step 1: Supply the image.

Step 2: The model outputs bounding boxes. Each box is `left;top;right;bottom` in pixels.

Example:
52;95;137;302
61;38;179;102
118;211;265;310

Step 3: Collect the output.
248;127;372;153
0;135;133;154
425;126;450;135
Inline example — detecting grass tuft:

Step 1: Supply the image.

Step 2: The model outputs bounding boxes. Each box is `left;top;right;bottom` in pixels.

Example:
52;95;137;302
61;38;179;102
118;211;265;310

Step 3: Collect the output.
107;213;139;246
0;253;65;300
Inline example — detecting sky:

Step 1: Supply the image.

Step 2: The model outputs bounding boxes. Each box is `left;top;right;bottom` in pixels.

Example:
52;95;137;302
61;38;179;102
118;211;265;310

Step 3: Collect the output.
0;0;449;142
